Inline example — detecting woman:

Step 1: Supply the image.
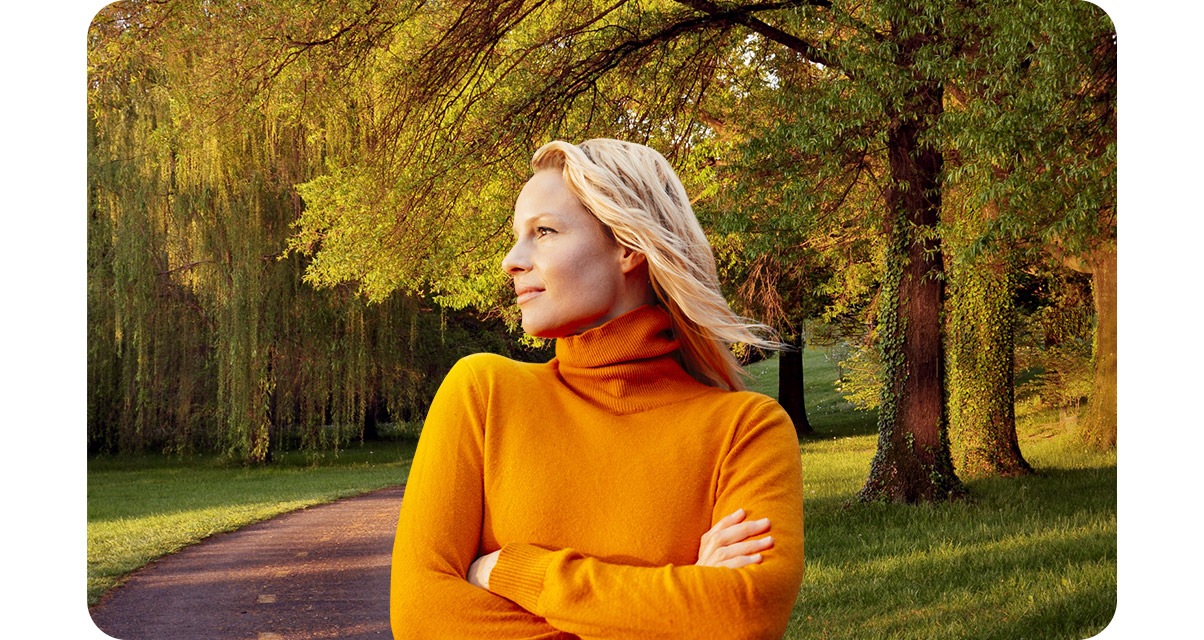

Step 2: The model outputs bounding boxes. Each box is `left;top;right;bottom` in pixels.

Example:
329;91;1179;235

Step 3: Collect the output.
391;139;804;639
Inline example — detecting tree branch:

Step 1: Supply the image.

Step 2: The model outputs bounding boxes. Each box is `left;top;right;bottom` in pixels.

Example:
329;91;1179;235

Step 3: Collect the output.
158;260;218;276
673;0;840;70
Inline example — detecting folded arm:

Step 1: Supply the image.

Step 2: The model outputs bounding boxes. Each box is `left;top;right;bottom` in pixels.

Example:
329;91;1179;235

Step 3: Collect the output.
391;358;571;639
481;399;805;639
393;358;803;639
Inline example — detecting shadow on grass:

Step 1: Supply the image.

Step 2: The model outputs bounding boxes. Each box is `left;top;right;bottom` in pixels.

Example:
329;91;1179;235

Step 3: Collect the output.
787;462;1116;640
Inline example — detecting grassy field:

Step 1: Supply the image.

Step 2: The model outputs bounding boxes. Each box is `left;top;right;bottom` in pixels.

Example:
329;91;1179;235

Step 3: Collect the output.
744;349;1116;640
88;348;1115;639
87;441;417;605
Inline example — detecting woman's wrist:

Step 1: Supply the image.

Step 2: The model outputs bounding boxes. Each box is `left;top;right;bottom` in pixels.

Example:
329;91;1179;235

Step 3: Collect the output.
467;549;501;590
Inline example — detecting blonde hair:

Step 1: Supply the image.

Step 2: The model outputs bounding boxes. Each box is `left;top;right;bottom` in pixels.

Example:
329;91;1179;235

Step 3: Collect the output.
530;138;784;391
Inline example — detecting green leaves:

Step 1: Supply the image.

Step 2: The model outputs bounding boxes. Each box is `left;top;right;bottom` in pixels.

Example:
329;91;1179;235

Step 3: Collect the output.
87;0;1116;465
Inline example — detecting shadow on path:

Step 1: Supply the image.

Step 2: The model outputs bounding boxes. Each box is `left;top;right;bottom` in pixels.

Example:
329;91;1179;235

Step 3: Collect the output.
90;486;405;640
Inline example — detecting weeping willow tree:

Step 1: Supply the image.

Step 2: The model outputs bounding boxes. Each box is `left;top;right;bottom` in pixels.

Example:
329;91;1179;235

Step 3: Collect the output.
87;0;525;463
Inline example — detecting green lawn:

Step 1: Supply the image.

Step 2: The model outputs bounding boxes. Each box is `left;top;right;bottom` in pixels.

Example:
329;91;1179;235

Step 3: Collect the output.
88;349;1116;639
745;350;1116;640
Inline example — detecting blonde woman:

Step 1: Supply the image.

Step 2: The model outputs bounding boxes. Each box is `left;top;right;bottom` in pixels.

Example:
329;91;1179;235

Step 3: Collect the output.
391;139;804;639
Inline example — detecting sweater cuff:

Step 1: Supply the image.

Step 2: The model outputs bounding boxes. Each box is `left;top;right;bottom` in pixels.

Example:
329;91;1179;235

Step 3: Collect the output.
490;543;555;613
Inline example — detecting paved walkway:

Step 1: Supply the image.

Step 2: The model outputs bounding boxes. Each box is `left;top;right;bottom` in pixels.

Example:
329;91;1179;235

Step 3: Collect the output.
89;486;406;640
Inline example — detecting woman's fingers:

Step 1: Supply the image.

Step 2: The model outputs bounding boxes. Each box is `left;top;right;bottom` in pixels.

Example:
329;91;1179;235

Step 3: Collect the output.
714;550;766;569
705;533;775;565
721;535;775;558
696;508;773;568
708;516;771;547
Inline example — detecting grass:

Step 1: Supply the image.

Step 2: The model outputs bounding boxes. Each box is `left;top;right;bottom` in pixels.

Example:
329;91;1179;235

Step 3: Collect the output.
745;350;1116;640
88;349;1116;639
87;440;417;605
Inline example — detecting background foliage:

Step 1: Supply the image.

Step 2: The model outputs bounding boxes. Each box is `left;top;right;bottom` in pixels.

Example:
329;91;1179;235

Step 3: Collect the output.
88;0;1114;481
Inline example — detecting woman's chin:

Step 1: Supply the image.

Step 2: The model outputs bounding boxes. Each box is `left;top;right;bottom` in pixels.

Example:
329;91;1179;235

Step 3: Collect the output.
522;307;615;339
521;317;556;339
522;317;577;340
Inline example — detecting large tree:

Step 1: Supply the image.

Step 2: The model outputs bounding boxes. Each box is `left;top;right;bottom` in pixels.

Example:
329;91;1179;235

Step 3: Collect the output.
714;0;1113;494
944;236;1033;477
943;0;1116;450
284;0;975;501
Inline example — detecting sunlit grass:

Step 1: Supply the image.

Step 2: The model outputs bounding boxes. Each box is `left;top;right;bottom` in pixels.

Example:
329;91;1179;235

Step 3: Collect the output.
746;350;1116;640
87;440;417;605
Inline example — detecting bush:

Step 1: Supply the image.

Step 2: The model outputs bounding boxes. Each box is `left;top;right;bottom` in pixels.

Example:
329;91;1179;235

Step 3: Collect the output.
832;343;882;411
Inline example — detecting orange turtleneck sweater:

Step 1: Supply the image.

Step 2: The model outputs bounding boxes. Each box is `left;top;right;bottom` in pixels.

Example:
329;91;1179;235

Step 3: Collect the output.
390;305;804;639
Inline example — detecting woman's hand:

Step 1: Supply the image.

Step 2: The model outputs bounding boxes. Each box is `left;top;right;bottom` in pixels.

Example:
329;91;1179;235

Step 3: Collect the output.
467;549;500;590
695;508;773;569
469;508;770;588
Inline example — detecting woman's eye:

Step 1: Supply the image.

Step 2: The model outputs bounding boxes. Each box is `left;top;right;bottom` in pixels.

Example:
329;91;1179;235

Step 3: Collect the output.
536;227;556;237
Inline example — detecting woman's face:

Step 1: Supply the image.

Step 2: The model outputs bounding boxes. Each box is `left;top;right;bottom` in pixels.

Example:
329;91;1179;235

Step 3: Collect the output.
502;168;645;338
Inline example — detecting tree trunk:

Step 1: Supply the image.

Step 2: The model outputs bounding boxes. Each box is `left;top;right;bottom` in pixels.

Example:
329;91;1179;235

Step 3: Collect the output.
778;335;814;438
858;76;966;503
947;255;1033;477
1078;242;1117;449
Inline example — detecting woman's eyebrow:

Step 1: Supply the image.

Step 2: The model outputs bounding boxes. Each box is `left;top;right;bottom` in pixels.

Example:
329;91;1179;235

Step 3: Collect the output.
514;212;558;231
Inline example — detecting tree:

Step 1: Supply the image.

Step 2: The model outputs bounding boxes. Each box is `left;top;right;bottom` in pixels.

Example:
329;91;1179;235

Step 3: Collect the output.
944;0;1116;449
944;246;1034;477
733;250;834;437
287;0;1058;501
679;0;1113;494
87;0;540;462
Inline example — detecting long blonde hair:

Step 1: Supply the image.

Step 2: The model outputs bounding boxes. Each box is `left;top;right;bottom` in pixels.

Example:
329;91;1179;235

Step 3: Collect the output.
530;138;783;391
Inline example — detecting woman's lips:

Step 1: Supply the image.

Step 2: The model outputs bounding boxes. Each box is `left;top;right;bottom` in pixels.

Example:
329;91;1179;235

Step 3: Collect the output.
515;287;544;305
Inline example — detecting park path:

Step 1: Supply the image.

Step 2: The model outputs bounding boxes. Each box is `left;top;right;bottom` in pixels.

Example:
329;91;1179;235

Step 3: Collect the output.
89;485;406;640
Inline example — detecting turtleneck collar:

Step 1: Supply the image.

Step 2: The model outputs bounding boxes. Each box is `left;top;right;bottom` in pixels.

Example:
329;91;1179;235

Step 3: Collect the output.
553;305;709;414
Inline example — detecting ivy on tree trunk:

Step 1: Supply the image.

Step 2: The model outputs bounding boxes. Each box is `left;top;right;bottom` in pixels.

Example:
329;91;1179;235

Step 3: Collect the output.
858;74;966;503
946;253;1033;478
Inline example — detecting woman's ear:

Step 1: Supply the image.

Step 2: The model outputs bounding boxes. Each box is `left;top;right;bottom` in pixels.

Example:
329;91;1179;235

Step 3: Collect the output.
617;245;647;275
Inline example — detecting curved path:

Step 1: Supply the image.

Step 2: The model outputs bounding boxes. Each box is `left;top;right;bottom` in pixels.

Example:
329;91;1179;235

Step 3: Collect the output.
89;486;406;640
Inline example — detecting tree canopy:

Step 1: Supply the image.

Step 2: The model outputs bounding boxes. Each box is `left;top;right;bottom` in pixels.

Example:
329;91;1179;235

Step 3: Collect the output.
88;0;1115;495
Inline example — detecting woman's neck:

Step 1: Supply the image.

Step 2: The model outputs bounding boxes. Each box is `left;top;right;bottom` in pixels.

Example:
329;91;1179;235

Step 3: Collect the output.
552;305;709;414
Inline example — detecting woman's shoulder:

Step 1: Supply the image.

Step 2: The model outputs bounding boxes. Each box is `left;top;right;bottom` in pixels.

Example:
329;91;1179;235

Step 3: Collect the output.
709;387;786;412
702;388;794;431
445;352;550;386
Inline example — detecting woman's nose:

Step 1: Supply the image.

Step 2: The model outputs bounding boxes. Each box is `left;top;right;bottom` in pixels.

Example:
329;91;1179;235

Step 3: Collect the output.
501;240;529;275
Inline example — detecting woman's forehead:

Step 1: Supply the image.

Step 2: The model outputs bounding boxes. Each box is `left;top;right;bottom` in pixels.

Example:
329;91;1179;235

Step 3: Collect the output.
515;171;586;218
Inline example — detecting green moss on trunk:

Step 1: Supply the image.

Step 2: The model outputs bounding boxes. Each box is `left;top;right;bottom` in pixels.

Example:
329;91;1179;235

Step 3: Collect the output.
946;255;1032;477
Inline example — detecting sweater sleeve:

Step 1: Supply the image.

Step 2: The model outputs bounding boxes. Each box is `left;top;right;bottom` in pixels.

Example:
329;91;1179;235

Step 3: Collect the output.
391;357;572;640
487;398;805;640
